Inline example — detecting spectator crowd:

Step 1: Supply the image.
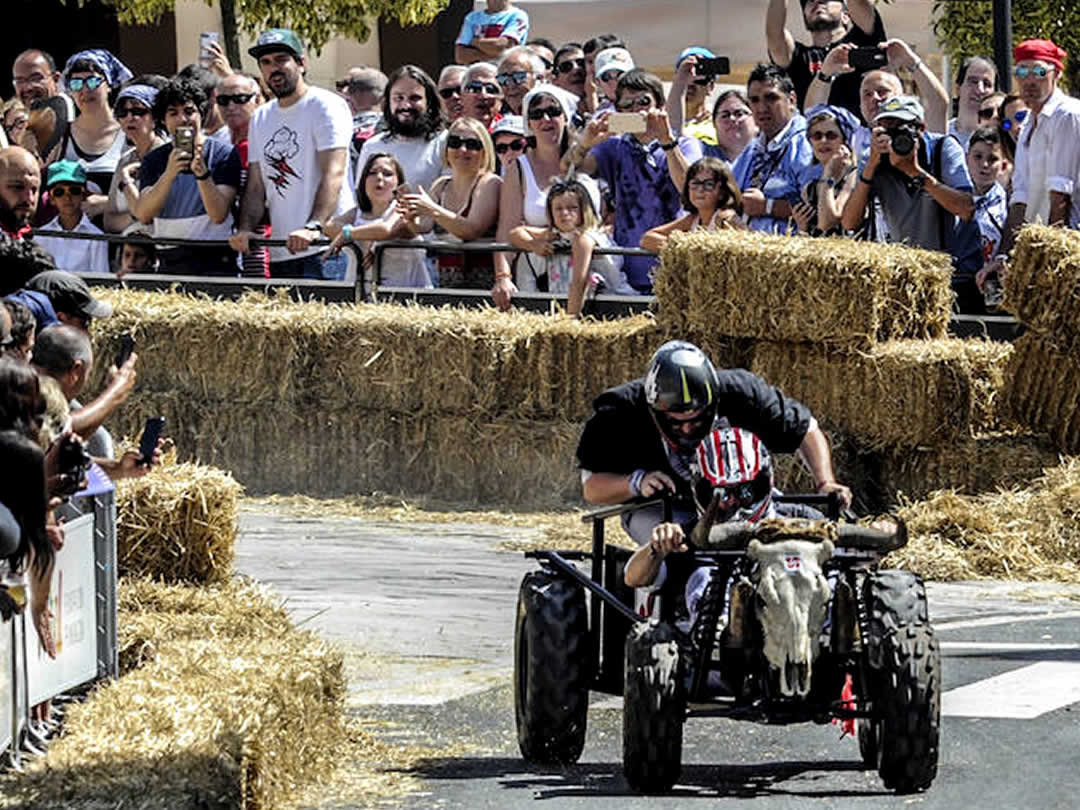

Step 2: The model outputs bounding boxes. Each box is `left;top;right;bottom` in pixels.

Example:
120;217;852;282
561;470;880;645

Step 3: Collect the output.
1;0;1078;315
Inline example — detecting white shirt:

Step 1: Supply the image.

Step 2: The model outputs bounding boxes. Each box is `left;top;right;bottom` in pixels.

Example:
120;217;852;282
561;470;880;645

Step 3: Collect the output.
1011;88;1080;228
357;130;449;194
249;86;355;263
946;118;974;151
35;214;109;274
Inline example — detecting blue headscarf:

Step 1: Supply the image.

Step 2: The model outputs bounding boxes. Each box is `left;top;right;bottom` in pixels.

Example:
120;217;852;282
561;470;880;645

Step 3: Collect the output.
803;104;860;146
114;83;159;111
63;49;133;88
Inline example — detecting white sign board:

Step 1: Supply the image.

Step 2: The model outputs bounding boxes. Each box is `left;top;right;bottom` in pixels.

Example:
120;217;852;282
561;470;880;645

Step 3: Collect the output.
27;514;99;705
0;620;12;751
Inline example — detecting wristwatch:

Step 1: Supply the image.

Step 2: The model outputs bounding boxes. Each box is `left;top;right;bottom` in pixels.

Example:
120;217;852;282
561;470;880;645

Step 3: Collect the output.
304;220;323;233
816;71;835;84
659;140;678;151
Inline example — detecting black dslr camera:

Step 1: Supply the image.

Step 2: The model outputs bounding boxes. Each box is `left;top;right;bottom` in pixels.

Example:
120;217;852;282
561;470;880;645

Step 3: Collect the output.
887;123;919;157
55;435;92;497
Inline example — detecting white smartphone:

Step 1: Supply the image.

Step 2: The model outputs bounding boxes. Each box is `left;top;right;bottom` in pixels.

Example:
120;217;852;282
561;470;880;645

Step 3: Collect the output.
608;112;647;135
199;32;220;68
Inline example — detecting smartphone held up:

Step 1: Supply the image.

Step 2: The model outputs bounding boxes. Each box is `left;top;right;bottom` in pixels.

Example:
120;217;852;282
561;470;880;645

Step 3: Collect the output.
138;417;166;468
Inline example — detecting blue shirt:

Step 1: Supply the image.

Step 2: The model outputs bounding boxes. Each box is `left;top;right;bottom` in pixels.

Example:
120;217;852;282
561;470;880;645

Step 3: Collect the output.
732;115;814;233
140;139;241;241
590;133;703;292
456;7;530;46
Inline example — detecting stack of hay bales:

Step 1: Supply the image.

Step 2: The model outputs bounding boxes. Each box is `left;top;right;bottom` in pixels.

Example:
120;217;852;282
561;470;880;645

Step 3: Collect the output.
4;578;346;809
91;289;660;506
115;458;243;583
1002;225;1080;453
656;230;1057;507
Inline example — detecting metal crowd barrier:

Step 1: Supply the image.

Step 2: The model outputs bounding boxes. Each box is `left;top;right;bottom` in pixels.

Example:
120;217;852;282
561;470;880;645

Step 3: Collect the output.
30;229;1019;335
1;483;117;768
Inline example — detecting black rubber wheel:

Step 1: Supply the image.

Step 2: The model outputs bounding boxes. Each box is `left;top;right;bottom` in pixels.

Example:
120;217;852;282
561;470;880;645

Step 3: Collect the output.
622;620;686;793
874;623;941;793
857;716;880;768
863;570;929;669
514;569;590;764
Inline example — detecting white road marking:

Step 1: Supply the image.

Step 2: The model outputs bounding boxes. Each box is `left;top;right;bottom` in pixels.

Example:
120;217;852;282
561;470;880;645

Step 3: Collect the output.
934;610;1080;631
941;641;1080;652
942;662;1080;719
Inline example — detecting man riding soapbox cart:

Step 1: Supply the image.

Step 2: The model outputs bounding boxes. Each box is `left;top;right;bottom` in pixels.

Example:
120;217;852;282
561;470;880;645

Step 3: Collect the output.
514;482;941;794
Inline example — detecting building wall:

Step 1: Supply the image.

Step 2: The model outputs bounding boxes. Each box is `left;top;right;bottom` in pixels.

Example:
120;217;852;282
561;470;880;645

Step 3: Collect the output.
173;0;381;92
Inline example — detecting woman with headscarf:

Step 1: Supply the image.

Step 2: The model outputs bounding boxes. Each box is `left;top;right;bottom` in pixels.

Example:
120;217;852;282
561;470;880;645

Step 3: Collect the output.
55;49;133;221
104;76;168;233
793;104;859;236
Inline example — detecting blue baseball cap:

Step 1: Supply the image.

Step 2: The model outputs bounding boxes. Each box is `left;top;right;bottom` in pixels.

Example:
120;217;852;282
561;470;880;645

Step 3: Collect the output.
676;46;715;69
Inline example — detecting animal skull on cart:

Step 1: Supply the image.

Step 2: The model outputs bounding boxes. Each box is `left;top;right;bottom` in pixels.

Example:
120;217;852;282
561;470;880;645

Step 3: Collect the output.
748;538;834;697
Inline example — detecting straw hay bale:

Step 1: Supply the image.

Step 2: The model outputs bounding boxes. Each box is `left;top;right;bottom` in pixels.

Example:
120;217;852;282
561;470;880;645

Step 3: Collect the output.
888;456;1080;582
5;635;345;810
669;230;951;348
116;458;243;584
1005;333;1080;454
1005;225;1080;350
117;577;293;674
751;338;1012;449
773;430;1059;511
652;231;695;332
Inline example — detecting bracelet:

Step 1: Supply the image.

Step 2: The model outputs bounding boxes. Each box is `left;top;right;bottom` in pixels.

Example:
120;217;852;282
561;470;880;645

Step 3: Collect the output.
858;172;874;185
194;171;211;181
342;225;353;243
765;197;775;216
659;140;678;151
495;271;512;281
628;469;646;498
816;71;835;84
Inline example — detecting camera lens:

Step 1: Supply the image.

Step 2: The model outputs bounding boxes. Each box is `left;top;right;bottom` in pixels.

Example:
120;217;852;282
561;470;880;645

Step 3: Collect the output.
889;127;915;156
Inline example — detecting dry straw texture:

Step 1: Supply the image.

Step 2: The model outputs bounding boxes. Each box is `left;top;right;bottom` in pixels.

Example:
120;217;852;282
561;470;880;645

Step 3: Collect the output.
751;339;1013;449
1;579;346;810
652;230;952;348
773;430;1058;511
89;288;660;422
1005;225;1080;352
1005;333;1080;454
890;457;1080;582
116;459;243;583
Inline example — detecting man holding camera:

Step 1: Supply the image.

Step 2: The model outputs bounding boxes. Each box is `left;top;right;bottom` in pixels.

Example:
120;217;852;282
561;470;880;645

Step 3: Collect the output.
842;96;982;308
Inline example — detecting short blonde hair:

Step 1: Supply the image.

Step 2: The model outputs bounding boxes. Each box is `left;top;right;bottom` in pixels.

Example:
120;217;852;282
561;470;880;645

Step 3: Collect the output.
443;116;496;174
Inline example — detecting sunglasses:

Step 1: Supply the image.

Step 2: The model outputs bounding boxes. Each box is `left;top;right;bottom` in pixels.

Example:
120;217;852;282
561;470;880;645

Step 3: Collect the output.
117;106;151;118
557;57;585;74
447;134;484;151
438;85;462;100
494;138;527;154
977;106;997;120
217;93;256;107
528;105;564;121
616;96;652;112
68;76;105;92
809;129;842;141
497;71;530;87
465;81;501;96
598;70;624;83
1001;108;1029;131
1014;64;1051;79
50;185;85;198
688;178;719;192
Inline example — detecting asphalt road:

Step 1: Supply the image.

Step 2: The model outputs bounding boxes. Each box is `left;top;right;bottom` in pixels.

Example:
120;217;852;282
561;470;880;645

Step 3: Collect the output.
235;512;1080;809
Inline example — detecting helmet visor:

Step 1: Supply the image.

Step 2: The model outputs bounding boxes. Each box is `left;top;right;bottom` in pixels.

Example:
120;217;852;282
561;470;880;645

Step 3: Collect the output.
654;408;712;448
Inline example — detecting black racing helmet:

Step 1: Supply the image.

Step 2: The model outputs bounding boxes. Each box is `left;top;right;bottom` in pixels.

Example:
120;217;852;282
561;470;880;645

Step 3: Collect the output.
644;340;718;449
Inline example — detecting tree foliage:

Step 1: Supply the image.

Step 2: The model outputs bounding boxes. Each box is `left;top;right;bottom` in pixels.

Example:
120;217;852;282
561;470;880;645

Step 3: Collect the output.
87;0;452;53
932;1;1080;72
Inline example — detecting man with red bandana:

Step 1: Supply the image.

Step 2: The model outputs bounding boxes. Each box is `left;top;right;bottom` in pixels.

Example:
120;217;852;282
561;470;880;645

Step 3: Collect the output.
982;38;1080;293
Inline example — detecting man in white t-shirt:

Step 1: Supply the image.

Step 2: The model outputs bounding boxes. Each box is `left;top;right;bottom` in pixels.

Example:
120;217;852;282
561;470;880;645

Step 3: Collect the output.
355;65;448;193
230;29;354;279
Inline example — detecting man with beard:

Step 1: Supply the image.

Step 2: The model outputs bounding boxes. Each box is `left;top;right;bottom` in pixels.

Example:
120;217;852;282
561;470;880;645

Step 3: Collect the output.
357;65;447;192
230;29;354;280
766;0;885;117
0;146;40;240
